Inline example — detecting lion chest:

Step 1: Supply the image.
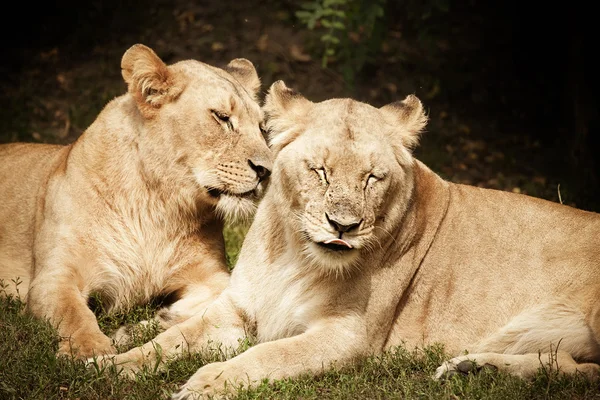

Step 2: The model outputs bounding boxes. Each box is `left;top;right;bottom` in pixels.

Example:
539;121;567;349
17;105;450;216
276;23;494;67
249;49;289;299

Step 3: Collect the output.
91;214;190;308
246;263;329;343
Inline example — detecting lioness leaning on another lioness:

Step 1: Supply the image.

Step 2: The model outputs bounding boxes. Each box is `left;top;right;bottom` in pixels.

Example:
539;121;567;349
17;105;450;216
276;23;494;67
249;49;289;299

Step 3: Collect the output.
95;80;600;399
0;44;272;358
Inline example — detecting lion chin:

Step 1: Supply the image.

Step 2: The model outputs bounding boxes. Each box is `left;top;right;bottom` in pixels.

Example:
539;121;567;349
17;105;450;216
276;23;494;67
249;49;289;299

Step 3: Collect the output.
196;168;267;224
215;192;259;223
304;241;361;277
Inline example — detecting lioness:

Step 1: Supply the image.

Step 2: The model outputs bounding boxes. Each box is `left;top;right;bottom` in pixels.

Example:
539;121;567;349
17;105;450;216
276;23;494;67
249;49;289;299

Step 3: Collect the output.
0;44;272;358
96;81;600;399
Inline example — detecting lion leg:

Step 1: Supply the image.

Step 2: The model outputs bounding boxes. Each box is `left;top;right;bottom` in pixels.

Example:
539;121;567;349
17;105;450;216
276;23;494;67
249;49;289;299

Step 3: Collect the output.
112;217;231;349
155;269;231;329
111;276;229;349
171;317;366;400
0;253;31;299
95;294;245;375
112;259;231;349
27;271;116;358
435;351;600;380
436;302;600;380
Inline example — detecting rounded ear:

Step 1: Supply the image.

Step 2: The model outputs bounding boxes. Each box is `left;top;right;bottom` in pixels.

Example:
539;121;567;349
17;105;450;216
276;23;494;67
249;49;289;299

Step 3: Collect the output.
224;58;261;100
263;80;313;152
121;44;183;117
380;94;428;150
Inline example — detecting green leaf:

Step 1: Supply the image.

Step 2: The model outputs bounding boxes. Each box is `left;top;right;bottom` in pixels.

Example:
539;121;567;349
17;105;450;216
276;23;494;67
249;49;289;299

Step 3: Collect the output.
321;34;340;44
295;10;313;21
324;0;346;7
321;18;332;28
321;33;334;42
300;1;319;10
332;21;345;29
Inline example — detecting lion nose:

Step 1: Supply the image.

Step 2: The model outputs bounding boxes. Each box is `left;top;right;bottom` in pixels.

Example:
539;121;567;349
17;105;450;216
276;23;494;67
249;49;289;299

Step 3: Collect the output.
248;159;271;182
326;213;362;233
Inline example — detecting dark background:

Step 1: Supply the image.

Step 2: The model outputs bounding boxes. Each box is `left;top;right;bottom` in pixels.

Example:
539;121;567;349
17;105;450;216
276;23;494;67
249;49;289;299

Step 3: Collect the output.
1;0;598;211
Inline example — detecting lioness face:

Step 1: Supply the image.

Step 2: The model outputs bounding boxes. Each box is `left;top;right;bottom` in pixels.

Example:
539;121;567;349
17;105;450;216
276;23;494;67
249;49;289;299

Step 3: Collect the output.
163;61;272;221
121;46;272;222
264;81;427;274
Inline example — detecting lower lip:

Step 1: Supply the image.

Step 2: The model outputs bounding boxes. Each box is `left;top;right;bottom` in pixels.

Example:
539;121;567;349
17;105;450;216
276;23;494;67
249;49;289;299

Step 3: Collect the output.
316;242;354;252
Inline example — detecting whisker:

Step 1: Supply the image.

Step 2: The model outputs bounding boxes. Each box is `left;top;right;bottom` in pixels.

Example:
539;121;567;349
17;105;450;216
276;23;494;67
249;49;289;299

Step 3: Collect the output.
372;225;398;246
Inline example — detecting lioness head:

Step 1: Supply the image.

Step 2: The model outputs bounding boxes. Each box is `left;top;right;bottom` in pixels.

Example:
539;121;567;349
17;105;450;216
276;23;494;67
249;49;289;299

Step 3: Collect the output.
263;81;427;274
121;44;272;221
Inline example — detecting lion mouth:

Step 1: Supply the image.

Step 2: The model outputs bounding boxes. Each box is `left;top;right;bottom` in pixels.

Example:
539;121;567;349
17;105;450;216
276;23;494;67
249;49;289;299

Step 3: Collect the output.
207;188;223;198
207;187;256;199
316;238;354;252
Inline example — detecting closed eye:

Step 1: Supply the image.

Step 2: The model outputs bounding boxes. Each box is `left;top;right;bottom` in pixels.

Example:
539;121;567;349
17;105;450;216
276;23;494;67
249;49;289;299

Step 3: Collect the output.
211;110;229;122
211;110;233;130
365;173;384;189
313;167;328;185
259;123;267;138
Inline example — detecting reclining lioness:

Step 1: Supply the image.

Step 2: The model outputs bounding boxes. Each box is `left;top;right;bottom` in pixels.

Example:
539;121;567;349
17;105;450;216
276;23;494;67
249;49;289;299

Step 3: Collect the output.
98;81;600;399
0;44;272;358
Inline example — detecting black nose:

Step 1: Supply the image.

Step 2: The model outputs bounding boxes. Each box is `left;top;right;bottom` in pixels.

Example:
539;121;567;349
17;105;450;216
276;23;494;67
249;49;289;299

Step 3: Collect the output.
248;160;271;182
326;213;362;233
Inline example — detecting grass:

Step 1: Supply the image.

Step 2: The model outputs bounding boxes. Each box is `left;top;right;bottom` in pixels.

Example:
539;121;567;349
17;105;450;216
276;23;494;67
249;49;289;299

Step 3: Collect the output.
2;224;600;399
2;287;600;400
224;222;251;270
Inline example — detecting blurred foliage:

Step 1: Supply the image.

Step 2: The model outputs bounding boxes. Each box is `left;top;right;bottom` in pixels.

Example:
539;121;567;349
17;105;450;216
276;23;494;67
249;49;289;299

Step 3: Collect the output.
294;0;450;86
295;0;386;85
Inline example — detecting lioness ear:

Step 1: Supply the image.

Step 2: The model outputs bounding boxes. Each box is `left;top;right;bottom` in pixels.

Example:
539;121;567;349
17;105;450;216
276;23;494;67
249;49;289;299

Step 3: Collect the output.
121;44;183;118
380;94;428;150
224;58;261;100
263;80;312;152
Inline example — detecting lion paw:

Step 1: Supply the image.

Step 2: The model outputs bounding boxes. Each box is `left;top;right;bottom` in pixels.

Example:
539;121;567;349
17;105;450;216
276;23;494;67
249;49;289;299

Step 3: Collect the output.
435;356;498;380
57;333;116;359
85;354;116;369
172;362;233;400
85;353;140;379
111;320;157;349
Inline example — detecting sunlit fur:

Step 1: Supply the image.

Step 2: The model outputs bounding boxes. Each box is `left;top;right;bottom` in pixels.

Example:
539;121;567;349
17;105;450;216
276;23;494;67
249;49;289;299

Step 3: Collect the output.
215;194;259;224
0;44;272;358
96;82;599;400
193;166;264;223
92;82;432;397
268;100;417;278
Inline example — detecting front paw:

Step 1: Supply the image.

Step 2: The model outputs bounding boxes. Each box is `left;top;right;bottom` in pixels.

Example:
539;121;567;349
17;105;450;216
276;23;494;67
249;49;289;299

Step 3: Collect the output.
57;332;116;359
435;356;498;380
172;362;239;400
85;352;144;378
112;319;161;349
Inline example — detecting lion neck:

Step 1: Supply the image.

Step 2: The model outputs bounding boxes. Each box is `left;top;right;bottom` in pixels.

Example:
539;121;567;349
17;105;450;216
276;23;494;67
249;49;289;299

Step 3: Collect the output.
70;95;214;228
376;160;451;272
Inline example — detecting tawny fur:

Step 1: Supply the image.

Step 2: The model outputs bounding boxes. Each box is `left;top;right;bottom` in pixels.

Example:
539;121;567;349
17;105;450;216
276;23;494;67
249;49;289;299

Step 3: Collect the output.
96;81;600;399
0;44;272;358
